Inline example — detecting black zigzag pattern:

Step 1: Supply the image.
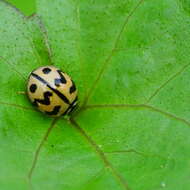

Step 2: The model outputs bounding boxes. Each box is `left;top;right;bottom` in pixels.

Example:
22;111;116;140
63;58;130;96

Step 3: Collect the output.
33;91;52;106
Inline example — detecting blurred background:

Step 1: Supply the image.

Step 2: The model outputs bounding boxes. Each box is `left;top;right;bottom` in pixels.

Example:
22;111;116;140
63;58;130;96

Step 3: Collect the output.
7;0;35;16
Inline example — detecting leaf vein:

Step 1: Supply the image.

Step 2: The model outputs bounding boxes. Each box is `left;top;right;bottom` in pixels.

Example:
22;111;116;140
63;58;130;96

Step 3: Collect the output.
69;118;131;190
84;104;190;128
28;118;58;180
105;149;175;166
0;56;26;80
82;0;145;107
0;101;36;112
34;15;54;64
146;63;190;103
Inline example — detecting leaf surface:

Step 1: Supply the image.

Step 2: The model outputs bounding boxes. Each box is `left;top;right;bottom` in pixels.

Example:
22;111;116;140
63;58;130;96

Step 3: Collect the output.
0;0;190;190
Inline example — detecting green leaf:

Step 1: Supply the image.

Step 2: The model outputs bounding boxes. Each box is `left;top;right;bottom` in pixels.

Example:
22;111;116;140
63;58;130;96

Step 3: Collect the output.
6;0;35;16
1;0;190;190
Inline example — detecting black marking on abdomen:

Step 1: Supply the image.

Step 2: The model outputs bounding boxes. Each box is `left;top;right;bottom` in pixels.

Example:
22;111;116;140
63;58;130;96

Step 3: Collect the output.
54;70;67;87
30;84;37;93
45;105;61;116
31;73;48;85
31;73;70;105
67;104;77;115
42;67;52;74
70;80;76;94
63;96;78;116
33;91;52;106
71;96;78;106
